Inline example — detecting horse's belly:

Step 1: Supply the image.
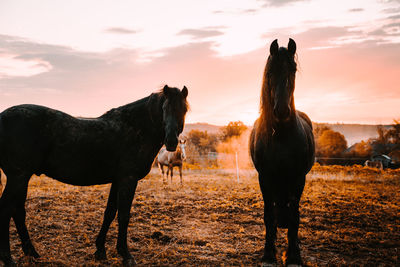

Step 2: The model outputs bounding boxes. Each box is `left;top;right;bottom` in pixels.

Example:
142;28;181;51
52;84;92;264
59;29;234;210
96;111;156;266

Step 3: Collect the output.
42;157;115;186
45;173;112;186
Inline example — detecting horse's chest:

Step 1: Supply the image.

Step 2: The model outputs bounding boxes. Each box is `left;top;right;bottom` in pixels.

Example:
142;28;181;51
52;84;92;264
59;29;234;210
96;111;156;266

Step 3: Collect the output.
264;136;308;174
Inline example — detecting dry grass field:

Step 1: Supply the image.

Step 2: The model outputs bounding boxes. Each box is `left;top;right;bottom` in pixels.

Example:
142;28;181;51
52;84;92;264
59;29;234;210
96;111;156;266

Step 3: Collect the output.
1;166;399;266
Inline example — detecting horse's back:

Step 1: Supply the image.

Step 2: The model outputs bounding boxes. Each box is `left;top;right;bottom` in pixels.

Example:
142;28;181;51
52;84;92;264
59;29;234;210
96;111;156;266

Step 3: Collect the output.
296;110;315;172
0;104;116;184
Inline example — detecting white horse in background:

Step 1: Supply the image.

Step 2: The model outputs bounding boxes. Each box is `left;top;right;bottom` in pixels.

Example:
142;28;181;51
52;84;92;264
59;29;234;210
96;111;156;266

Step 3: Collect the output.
364;160;383;169
157;139;186;184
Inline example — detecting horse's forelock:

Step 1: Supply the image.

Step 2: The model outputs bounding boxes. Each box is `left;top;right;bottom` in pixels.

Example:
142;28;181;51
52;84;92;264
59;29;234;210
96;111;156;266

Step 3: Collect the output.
158;87;189;114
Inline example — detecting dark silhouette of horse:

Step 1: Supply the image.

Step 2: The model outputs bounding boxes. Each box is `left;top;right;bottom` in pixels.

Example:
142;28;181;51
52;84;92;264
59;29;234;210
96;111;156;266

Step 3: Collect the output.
0;85;188;266
249;39;315;266
157;139;186;184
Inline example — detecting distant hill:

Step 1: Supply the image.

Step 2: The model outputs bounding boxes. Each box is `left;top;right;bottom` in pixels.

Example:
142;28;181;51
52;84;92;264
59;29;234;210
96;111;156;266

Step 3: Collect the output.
184;122;391;146
183;123;221;135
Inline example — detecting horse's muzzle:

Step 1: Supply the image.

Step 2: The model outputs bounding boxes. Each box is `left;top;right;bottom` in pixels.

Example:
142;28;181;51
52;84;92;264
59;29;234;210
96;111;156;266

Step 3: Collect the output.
274;106;291;122
165;138;178;152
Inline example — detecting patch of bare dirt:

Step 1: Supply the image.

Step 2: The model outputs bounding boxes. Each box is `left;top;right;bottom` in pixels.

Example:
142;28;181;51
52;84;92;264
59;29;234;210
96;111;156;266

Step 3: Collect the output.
2;167;399;266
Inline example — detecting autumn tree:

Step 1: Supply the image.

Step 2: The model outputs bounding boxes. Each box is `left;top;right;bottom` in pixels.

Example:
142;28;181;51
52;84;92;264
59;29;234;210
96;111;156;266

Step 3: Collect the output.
314;126;347;157
221;121;248;141
347;140;372;158
313;125;331;139
186;130;219;156
371;119;400;162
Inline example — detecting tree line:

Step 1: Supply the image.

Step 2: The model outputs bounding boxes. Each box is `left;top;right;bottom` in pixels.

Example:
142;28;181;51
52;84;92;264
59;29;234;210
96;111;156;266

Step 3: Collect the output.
182;120;400;167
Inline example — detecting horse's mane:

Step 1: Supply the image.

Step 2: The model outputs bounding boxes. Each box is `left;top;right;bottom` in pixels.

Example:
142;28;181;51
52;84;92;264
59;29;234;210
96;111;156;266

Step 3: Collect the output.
257;48;297;144
100;87;188;123
100;94;153;119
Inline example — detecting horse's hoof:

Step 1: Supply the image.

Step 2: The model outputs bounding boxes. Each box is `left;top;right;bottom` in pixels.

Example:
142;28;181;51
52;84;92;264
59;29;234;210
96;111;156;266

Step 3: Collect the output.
261;251;276;266
122;258;136;267
30;249;40;259
24;247;40;259
94;249;107;261
1;258;16;267
284;250;302;266
0;252;16;267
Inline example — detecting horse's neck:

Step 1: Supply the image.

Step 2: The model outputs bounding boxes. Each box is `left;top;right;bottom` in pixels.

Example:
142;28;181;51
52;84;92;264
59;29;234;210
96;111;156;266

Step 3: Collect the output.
103;94;163;127
101;94;165;146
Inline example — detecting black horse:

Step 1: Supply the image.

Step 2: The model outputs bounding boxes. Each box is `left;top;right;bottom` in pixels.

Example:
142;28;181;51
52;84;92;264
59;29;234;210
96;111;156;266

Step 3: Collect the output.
249;39;315;266
0;85;188;266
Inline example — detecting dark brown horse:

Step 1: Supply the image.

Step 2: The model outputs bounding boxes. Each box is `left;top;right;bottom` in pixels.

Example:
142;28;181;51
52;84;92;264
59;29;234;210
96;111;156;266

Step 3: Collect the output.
0;85;188;266
249;39;315;266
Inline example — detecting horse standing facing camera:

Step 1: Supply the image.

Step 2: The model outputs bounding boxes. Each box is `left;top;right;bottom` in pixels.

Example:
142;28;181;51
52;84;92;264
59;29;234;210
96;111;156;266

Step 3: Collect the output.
250;39;315;266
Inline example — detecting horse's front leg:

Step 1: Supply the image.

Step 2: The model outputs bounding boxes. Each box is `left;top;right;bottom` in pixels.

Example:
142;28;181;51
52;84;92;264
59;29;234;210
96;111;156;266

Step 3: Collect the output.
259;178;277;265
95;183;118;260
263;200;277;265
285;175;305;266
286;198;302;266
116;178;138;267
166;166;170;183
159;164;166;183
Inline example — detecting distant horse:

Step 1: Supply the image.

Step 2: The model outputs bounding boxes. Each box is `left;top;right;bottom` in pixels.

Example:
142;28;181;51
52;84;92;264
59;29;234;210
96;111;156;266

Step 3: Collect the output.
157;139;186;184
364;160;383;169
0;85;188;266
249;39;315;266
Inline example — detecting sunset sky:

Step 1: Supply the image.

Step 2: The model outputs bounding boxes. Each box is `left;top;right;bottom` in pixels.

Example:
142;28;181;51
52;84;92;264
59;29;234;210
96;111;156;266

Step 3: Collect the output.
0;0;399;125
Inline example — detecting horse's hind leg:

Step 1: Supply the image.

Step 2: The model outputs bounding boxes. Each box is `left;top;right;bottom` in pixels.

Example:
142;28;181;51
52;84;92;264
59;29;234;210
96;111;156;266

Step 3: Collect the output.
95;183;118;261
169;166;174;183
12;176;39;259
179;165;183;185
0;172;34;265
0;184;15;265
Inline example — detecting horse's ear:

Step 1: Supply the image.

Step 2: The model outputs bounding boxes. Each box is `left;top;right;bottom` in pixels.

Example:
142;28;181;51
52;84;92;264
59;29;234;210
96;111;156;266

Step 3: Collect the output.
270;39;279;56
182;86;188;98
288;38;296;55
163;85;171;97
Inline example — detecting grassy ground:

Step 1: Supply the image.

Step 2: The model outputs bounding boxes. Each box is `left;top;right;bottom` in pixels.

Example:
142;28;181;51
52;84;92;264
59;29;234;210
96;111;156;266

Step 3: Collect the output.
1;166;399;266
